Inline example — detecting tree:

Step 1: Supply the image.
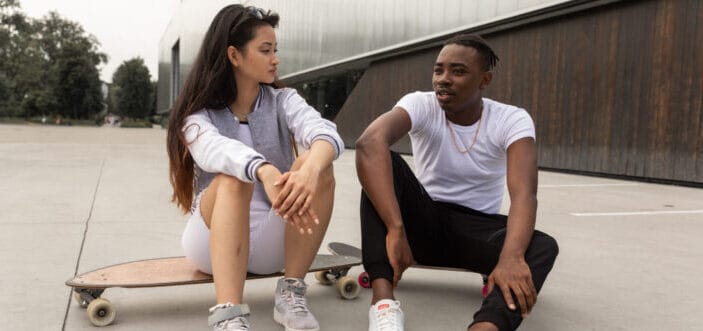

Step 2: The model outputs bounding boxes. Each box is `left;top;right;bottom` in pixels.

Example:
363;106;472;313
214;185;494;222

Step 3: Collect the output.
0;72;10;116
0;5;106;119
53;43;104;119
0;3;42;117
38;12;106;119
0;0;19;9
112;57;153;119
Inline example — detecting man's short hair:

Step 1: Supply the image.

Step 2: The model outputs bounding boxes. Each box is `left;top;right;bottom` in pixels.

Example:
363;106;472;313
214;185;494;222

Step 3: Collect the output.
443;34;499;72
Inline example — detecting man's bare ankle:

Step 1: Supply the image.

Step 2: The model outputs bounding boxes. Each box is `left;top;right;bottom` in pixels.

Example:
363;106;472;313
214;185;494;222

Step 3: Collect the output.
370;278;394;305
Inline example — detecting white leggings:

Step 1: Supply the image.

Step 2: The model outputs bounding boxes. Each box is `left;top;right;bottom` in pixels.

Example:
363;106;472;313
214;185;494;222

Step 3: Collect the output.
181;192;287;275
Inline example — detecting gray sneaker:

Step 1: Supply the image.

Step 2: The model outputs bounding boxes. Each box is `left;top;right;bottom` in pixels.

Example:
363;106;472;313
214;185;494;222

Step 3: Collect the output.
274;278;320;331
209;303;250;331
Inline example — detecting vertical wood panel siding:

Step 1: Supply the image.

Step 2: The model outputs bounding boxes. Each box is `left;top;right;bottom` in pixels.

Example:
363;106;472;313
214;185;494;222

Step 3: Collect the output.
334;0;703;183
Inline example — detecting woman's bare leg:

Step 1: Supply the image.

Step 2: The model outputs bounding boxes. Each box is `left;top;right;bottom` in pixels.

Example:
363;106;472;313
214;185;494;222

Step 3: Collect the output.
283;152;335;277
199;174;253;304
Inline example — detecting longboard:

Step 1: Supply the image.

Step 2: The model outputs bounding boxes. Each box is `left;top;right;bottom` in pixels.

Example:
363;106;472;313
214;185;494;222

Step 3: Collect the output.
327;242;487;294
66;253;361;327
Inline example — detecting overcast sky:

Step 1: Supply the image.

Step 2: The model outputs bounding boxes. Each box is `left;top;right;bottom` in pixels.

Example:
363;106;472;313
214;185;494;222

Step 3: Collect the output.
19;0;176;83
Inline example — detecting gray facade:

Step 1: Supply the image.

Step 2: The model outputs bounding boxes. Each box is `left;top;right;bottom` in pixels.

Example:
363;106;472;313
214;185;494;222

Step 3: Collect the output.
158;0;703;185
157;0;570;113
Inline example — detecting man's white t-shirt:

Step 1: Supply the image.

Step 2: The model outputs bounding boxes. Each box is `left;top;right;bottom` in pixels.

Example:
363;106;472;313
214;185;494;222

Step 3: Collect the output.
396;91;535;214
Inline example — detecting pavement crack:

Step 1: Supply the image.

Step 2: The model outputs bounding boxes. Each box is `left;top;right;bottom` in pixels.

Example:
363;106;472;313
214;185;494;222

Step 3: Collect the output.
62;158;105;330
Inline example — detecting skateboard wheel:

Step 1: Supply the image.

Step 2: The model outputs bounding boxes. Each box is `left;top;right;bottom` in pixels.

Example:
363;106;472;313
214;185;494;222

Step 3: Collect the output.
86;298;116;327
357;272;371;288
337;276;360;300
315;271;333;286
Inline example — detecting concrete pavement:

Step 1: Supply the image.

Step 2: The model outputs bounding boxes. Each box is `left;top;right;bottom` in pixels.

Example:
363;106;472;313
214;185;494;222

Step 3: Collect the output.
0;123;701;330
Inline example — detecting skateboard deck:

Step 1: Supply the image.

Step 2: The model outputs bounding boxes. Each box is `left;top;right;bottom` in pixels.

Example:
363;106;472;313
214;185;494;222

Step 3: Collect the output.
327;242;487;291
67;253;361;327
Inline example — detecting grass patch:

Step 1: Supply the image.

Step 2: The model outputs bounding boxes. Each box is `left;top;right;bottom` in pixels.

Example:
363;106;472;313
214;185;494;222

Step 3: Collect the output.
0;117;101;126
0;117;29;124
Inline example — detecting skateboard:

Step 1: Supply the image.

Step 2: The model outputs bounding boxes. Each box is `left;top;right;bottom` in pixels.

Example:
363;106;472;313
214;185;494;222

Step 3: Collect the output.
327;242;488;296
66;253;361;327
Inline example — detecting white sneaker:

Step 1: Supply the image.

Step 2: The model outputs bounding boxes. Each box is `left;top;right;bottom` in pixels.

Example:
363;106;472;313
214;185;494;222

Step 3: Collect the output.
274;278;320;331
368;299;404;331
209;303;250;331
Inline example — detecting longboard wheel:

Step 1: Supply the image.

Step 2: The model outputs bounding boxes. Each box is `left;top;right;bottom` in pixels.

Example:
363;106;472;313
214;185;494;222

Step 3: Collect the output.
86;298;116;327
315;271;333;286
337;276;360;300
357;272;371;288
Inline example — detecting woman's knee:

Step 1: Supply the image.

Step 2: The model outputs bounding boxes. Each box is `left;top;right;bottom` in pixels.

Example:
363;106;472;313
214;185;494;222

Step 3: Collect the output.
211;174;254;195
318;164;335;189
200;175;253;227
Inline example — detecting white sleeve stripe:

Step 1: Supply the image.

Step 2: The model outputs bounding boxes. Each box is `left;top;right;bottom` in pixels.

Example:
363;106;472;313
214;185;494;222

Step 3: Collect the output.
245;157;266;182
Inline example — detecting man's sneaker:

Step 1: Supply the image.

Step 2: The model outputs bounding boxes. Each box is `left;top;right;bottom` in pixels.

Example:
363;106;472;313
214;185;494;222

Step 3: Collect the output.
368;299;404;331
208;303;250;331
274;278;320;331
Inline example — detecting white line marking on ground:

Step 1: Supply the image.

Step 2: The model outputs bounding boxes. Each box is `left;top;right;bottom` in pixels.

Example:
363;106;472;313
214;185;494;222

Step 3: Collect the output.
540;183;638;188
571;210;703;217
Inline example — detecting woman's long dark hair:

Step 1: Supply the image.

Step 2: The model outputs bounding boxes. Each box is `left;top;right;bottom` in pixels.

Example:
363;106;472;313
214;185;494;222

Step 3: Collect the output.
167;5;279;213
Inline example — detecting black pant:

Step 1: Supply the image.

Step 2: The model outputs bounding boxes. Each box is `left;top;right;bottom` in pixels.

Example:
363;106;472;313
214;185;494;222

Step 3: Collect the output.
360;152;559;331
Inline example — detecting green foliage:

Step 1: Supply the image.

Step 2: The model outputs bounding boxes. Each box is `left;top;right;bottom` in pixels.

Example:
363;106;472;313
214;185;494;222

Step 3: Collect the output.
120;119;153;128
0;0;20;9
0;4;106;119
54;43;104;119
0;72;11;116
112;57;153;120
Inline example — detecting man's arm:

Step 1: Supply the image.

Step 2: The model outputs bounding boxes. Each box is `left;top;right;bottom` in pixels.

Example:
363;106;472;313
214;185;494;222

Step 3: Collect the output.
487;136;539;317
355;107;413;286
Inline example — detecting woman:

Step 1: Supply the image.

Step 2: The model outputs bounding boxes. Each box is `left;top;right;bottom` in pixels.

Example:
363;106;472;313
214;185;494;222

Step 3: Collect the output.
166;5;343;331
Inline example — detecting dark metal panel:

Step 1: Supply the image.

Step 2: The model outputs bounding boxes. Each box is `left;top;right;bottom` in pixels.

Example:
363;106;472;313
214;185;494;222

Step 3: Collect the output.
671;0;701;180
334;50;436;152
481;0;702;183
334;0;703;184
693;1;703;181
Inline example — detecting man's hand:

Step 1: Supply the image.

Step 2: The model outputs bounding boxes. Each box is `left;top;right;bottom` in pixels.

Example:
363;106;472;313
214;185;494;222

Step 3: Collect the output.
486;256;537;317
386;227;414;287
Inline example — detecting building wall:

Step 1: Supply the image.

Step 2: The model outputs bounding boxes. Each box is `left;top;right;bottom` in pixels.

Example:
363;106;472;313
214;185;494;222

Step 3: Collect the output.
335;0;703;183
157;0;703;184
156;0;569;113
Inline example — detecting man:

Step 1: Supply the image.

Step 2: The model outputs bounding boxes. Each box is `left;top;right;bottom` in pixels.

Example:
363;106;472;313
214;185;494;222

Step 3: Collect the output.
355;34;559;331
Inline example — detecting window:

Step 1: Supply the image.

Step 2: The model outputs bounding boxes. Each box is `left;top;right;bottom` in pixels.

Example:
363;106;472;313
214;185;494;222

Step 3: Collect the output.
170;40;180;106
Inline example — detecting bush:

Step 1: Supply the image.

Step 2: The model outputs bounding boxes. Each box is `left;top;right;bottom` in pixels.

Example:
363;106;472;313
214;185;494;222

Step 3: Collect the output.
120;119;153;128
0;117;28;124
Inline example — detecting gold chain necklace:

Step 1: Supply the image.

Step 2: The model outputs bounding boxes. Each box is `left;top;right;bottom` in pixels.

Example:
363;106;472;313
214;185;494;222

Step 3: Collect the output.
446;106;483;154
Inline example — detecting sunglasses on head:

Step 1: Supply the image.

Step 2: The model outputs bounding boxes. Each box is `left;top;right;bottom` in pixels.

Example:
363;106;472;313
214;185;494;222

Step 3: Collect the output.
247;6;265;20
